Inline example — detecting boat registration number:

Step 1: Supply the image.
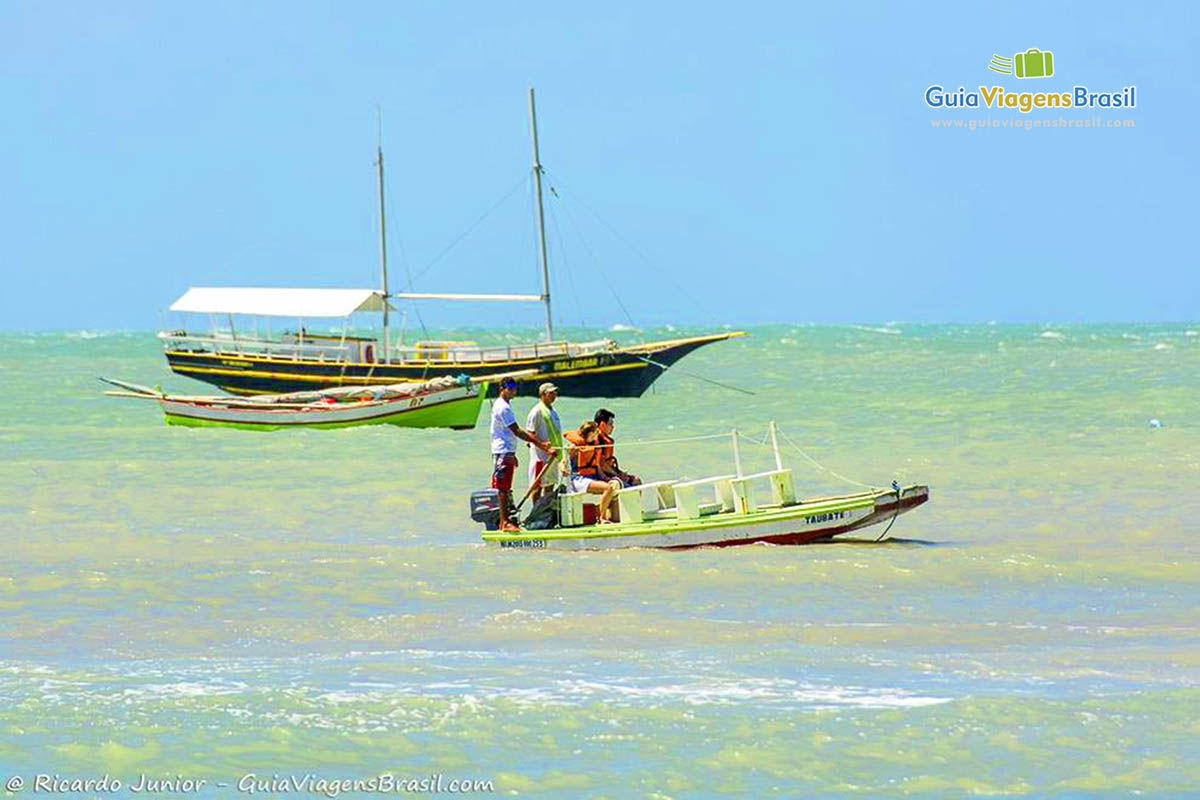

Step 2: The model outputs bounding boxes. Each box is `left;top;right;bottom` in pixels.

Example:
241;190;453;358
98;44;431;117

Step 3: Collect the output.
500;538;547;549
805;510;849;524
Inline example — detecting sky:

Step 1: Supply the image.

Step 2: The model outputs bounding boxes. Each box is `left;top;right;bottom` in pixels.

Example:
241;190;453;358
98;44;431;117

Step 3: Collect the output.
2;1;1197;330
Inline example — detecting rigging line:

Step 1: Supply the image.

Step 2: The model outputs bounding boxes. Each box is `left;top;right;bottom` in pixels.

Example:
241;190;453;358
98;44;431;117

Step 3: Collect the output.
543;169;718;321
634;354;755;396
585;431;738;449
545;194;585;330
736;429;772;448
409;304;430;342
388;171;430;343
553;190;637;330
407;172;529;287
776;428;875;489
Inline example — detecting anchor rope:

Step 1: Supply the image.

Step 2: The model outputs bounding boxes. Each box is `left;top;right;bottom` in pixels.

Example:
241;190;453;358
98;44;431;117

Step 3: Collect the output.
633;354;755;396
875;501;902;542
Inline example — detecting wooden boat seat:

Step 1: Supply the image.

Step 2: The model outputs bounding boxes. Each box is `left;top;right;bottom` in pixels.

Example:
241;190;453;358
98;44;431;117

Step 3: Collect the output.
559;480;677;527
558;490;592;528
728;469;796;513
674;474;736;519
616;480;677;524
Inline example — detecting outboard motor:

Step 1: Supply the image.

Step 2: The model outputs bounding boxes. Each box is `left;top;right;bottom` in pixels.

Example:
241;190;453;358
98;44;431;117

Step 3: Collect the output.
470;489;501;530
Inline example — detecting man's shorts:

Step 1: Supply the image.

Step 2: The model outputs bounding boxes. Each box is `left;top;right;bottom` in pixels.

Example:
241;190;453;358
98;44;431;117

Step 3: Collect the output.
491;453;518;492
531;458;560;487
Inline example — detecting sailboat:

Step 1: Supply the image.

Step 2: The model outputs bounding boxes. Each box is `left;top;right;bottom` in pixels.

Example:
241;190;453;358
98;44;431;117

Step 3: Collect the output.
159;89;743;397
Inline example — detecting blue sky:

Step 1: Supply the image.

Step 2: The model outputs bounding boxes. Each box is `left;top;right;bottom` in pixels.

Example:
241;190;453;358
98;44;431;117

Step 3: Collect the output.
2;1;1196;330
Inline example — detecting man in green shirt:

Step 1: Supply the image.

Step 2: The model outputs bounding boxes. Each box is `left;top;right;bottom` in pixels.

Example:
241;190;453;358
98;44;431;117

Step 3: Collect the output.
525;382;566;504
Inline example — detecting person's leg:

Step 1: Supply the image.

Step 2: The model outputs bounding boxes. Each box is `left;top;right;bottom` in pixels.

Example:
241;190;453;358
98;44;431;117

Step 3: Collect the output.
587;479;621;522
528;458;543;504
498;490;514;529
493;454;520;531
602;479;621;521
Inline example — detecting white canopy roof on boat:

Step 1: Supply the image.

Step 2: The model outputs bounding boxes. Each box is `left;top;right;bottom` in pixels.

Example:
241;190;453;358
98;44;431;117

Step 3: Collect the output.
169;287;394;318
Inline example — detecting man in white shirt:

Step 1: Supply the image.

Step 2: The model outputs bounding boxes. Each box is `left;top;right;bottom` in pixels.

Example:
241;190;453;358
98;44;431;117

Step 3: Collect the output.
490;377;549;532
525;382;567;504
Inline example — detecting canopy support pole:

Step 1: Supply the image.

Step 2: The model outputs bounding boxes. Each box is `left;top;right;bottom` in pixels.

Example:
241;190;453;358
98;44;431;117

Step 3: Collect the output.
769;421;783;471
732;429;743;478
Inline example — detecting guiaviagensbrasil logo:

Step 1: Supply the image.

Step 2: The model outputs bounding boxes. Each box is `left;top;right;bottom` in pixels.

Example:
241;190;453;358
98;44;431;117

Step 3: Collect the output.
925;48;1135;114
989;48;1054;79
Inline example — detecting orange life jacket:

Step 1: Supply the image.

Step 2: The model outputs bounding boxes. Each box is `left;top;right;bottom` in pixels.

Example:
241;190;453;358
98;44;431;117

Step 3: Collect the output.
564;430;602;477
595;431;616;470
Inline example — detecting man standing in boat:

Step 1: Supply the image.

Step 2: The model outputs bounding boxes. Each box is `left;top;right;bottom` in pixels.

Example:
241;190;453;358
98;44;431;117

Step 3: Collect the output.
526;382;567;504
491;377;550;532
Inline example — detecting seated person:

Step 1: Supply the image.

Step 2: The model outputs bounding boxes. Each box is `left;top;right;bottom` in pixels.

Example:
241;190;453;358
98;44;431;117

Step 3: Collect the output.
564;421;622;523
594;408;641;487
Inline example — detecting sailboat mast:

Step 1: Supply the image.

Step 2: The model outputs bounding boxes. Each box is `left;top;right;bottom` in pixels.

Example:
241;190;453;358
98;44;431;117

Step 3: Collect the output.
528;87;554;342
376;111;391;361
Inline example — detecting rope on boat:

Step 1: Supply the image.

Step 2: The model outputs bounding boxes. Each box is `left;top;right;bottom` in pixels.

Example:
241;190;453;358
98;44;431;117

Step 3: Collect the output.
578;426;876;492
573;425;878;490
772;429;902;541
573;431;736;450
633;354;756;396
774;429;878;490
407;173;529;286
875;481;903;542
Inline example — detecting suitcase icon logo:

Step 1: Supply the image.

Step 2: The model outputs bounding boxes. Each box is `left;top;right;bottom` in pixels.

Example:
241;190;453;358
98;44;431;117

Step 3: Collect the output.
1015;48;1054;78
988;48;1055;79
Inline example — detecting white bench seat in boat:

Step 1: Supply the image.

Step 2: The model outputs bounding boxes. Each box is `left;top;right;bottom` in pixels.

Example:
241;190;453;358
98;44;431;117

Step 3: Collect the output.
561;480;676;527
616;480;677;524
674;474;736;519
728;468;796;514
558;490;593;528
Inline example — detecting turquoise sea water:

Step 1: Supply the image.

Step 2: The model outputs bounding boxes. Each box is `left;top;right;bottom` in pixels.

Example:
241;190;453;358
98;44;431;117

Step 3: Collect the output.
2;324;1198;798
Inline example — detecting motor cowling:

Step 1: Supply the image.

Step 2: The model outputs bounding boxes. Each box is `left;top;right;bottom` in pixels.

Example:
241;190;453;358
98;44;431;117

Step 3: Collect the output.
470;489;501;530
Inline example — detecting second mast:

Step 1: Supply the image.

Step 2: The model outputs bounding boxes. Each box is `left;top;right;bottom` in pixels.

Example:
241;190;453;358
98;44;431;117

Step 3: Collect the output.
528;87;554;343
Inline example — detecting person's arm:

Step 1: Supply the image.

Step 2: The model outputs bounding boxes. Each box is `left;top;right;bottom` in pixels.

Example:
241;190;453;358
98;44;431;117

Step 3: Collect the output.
596;441;619;479
508;422;549;453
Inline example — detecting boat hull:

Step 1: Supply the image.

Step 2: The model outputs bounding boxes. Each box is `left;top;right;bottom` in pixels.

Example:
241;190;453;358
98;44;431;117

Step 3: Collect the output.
482;485;929;550
163;333;740;397
161;383;484;431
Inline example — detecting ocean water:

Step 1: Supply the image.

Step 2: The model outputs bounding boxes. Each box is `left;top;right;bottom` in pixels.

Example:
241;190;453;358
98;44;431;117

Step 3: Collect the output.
1;323;1198;798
